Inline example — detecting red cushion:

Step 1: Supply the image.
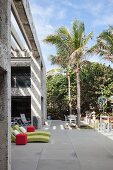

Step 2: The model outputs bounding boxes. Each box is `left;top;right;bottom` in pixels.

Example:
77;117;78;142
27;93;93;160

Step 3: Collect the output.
27;126;35;132
16;134;27;145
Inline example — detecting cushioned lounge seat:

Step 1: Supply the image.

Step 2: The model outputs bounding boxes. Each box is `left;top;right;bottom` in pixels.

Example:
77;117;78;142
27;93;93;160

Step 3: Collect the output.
27;135;50;143
11;131;50;143
11;128;50;143
11;133;16;142
13;125;51;137
26;131;51;137
11;128;50;142
27;126;35;132
16;134;27;145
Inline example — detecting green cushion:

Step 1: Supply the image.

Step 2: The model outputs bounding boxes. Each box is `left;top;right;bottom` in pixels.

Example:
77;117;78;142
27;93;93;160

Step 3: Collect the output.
13;125;51;137
26;131;51;137
13;125;21;133
11;134;50;143
11;133;16;142
11;127;15;134
11;126;50;143
27;135;50;143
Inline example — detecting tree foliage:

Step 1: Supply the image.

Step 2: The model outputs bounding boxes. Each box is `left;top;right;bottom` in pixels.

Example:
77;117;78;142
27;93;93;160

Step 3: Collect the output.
89;26;113;61
44;19;93;125
47;74;68;119
47;62;113;118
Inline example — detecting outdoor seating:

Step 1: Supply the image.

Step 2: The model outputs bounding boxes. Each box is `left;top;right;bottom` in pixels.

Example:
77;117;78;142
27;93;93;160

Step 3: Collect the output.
98;115;110;132
13;125;51;137
68;115;77;124
11;132;16;143
109;116;113;129
11;128;50;143
16;133;27;145
11;117;19;125
27;135;50;143
11;117;26;126
27;126;35;132
20;114;31;126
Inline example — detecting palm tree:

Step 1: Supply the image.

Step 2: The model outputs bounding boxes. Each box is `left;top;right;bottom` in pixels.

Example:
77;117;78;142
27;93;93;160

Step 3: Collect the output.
44;19;93;127
44;28;73;115
89;26;113;62
48;54;72;115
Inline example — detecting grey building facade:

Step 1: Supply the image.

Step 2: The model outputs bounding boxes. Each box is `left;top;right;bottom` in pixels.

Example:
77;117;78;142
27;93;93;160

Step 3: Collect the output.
0;0;11;169
0;0;47;169
11;0;47;128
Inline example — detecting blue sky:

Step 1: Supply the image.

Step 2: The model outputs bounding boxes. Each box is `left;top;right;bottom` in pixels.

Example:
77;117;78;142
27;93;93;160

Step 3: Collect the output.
29;0;113;71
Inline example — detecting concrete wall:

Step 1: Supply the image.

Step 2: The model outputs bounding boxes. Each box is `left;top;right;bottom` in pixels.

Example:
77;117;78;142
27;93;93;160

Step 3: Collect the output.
41;63;47;122
0;0;11;169
11;54;46;128
31;56;42;127
0;0;46;169
11;0;47;128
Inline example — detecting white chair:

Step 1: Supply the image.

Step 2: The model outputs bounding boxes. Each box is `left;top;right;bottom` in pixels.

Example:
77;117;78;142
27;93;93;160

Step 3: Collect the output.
20;114;31;126
68;115;77;124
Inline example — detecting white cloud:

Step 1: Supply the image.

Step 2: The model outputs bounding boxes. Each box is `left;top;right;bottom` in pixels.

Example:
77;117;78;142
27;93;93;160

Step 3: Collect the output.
61;0;103;15
31;4;54;20
28;0;113;71
61;0;74;7
93;14;113;27
57;10;66;19
29;4;54;43
30;3;66;41
62;0;109;19
29;2;60;70
84;3;103;17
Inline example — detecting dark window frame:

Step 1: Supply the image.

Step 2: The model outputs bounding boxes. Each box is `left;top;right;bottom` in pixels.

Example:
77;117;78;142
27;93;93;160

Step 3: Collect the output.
11;96;31;119
11;66;31;88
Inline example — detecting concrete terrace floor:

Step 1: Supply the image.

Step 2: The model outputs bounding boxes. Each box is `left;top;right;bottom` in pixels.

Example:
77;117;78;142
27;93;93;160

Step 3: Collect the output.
12;120;113;170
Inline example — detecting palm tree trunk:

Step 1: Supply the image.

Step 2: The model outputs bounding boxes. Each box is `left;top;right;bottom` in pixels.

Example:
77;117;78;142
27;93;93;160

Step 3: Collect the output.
67;72;72;115
76;64;81;127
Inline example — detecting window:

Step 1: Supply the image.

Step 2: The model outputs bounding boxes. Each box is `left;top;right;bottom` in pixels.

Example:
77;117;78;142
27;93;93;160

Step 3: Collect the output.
11;96;31;119
11;67;31;88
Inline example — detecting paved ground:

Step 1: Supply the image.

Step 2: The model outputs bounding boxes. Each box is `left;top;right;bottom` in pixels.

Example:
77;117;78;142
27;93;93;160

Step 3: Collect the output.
12;120;113;170
99;130;113;141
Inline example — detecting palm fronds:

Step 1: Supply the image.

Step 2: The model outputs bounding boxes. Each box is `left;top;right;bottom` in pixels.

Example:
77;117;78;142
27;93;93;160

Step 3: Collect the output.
89;26;113;62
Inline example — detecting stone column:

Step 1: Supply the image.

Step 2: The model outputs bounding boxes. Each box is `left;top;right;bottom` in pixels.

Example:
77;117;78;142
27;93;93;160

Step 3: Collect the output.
31;55;42;128
41;65;47;121
0;0;11;169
